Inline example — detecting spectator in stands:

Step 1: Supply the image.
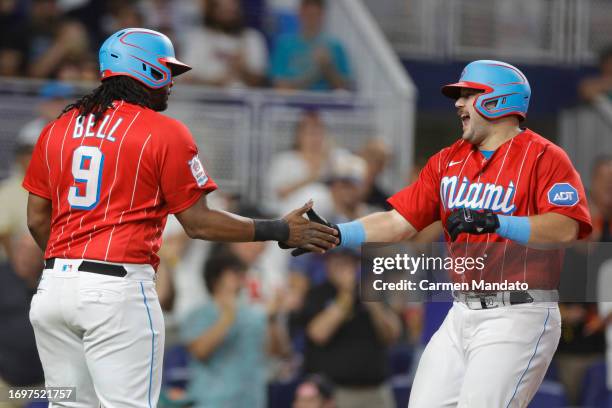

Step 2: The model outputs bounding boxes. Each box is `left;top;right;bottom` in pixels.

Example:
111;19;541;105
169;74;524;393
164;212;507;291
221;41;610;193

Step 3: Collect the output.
293;249;400;408
180;254;289;408
592;155;612;407
293;374;336;408
18;81;74;145
0;1;28;76
284;154;370;353
102;1;145;34
0;132;45;403
24;0;91;79
553;155;612;404
590;155;612;242
0;0;28;77
360;139;392;210
556;303;606;404
55;56;99;82
326;155;370;222
271;0;352;91
579;45;612;103
181;0;268;88
0;134;43;286
266;110;348;217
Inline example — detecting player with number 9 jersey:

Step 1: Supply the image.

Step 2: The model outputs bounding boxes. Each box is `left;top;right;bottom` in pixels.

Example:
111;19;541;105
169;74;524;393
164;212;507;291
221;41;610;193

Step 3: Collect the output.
23;100;216;269
22;28;338;408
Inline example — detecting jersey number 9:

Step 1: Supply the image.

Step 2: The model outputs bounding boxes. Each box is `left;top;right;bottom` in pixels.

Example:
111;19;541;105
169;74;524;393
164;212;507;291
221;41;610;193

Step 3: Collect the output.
68;146;105;210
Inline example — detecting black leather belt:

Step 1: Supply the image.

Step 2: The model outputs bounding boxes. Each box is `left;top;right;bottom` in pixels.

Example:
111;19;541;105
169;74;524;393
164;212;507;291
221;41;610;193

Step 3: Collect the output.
452;290;553;310
44;258;128;278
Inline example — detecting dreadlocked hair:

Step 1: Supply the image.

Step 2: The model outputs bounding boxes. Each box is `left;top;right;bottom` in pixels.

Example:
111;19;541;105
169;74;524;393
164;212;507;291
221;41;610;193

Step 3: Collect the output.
61;76;153;124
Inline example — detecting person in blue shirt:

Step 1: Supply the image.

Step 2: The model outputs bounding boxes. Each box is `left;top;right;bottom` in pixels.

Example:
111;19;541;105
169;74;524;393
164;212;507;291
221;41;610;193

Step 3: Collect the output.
271;0;352;91
180;252;288;408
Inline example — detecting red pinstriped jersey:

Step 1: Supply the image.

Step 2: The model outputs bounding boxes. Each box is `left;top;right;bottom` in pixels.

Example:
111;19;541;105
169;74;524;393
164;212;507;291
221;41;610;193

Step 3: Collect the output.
23;101;217;268
388;129;592;288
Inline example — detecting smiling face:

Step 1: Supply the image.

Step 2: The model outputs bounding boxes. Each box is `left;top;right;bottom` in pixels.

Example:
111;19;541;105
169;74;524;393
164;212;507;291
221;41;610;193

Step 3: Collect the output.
454;88;492;145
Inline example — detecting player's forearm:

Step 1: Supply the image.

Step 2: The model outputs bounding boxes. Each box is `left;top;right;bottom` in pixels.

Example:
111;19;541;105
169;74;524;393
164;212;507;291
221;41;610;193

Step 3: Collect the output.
526;212;579;246
26;194;52;252
184;208;256;242
27;222;50;253
356;210;417;243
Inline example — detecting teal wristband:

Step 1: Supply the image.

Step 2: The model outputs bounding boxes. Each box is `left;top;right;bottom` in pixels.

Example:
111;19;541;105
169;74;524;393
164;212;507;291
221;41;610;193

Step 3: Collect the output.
496;216;531;244
336;221;366;249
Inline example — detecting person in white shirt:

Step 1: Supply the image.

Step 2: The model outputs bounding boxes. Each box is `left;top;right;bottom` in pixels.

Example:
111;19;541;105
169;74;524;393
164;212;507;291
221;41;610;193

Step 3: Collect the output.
181;0;268;88
266;110;349;218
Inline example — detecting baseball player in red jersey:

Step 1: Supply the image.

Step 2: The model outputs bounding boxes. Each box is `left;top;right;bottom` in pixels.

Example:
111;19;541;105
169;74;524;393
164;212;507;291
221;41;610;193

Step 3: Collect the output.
22;28;337;407
294;60;593;407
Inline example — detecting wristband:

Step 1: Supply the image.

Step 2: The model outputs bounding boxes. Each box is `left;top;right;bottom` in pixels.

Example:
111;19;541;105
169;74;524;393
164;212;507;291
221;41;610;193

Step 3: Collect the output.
496;216;531;244
253;219;289;242
336;220;366;249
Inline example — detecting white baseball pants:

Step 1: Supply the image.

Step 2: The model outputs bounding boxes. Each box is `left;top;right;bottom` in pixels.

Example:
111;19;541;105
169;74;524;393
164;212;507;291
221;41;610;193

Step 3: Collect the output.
408;301;561;408
29;258;164;408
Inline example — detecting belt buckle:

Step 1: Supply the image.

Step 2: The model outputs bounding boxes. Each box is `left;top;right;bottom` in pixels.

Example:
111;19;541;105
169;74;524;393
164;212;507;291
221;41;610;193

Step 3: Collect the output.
466;293;499;310
482;294;499;309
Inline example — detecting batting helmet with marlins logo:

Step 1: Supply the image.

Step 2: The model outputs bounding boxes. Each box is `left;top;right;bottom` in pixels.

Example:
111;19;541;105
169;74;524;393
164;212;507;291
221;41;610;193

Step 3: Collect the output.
99;28;191;89
441;60;531;121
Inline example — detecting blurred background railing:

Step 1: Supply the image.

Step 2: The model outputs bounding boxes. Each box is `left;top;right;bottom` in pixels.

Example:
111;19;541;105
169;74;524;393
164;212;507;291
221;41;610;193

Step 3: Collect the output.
363;0;612;65
560;102;612;188
0;79;414;202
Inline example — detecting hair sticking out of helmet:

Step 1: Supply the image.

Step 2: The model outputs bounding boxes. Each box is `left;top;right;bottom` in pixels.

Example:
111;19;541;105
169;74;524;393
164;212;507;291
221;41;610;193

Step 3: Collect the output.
441;60;531;121
99;28;191;89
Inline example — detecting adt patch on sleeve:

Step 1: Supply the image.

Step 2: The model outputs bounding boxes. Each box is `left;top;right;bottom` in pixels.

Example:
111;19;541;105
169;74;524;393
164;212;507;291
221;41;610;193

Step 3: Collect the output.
188;155;209;187
547;183;579;206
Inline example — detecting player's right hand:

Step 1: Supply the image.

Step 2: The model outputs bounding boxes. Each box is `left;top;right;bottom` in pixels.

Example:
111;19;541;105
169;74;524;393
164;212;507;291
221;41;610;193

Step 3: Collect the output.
281;201;339;254
280;207;342;256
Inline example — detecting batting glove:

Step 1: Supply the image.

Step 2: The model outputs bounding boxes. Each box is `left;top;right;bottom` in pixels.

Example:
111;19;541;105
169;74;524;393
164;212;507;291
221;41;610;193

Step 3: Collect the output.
445;208;500;242
279;209;341;256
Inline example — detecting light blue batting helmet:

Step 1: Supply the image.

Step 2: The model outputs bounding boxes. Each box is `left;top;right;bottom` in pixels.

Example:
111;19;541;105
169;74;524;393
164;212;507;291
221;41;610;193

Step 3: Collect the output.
99;28;191;89
441;60;531;120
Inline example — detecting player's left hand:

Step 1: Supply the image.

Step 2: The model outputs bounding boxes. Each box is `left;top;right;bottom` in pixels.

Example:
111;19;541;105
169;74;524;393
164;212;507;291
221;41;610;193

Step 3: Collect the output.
445;208;499;241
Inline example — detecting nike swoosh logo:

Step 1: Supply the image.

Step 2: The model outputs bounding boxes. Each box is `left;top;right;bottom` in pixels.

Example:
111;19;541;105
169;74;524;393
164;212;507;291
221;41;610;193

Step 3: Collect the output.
448;160;464;167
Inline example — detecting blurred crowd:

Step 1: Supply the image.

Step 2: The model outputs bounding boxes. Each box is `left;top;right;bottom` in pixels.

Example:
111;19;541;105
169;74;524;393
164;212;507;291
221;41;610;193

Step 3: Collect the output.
2;1;612;408
3;101;612;408
0;0;352;92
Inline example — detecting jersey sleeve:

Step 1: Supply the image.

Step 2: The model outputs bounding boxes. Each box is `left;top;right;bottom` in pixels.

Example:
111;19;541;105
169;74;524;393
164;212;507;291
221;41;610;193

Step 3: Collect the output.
157;119;217;214
534;145;592;239
22;122;53;200
387;151;443;231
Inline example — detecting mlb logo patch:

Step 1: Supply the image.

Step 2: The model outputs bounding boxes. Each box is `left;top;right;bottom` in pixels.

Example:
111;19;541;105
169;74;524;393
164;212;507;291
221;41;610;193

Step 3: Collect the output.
189;155;209;187
547;183;578;206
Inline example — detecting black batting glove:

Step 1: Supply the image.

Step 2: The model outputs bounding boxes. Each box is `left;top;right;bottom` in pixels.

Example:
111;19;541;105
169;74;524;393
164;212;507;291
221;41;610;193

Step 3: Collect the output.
445;208;500;242
278;209;341;256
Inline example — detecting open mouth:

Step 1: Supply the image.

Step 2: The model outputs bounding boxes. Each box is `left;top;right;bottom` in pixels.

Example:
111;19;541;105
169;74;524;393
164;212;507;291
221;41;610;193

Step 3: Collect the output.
459;112;470;129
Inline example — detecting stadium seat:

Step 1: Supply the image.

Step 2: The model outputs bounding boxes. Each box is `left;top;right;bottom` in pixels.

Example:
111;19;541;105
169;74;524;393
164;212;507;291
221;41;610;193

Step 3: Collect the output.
268;378;301;408
389;345;414;375
528;380;568;407
579;359;608;408
389;345;414;408
24;402;48;408
162;344;191;389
